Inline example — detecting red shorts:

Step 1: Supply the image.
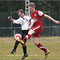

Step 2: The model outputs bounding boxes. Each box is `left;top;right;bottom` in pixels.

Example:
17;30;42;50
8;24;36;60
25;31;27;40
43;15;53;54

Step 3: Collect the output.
32;25;43;38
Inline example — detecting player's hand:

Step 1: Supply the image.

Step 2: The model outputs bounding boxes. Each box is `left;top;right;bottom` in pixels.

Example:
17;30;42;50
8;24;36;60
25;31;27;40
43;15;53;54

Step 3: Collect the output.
55;21;60;24
28;27;31;30
8;16;11;20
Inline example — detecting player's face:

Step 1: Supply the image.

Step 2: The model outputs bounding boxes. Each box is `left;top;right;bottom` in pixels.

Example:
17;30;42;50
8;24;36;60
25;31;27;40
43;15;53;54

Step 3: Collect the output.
18;12;24;18
29;6;35;13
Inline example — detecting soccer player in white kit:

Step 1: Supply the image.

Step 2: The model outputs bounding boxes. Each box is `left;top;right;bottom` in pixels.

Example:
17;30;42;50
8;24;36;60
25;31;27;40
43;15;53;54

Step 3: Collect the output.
8;9;34;60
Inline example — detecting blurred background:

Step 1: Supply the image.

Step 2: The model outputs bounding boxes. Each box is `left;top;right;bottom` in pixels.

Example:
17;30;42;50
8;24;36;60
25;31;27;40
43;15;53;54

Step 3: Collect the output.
0;0;60;37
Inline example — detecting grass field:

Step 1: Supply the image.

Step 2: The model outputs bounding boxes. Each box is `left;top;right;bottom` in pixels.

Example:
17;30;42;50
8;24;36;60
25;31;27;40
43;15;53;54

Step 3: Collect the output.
0;37;60;60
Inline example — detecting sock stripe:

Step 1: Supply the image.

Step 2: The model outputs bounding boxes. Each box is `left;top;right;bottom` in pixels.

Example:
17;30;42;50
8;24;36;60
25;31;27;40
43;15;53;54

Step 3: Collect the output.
36;43;47;53
39;47;44;48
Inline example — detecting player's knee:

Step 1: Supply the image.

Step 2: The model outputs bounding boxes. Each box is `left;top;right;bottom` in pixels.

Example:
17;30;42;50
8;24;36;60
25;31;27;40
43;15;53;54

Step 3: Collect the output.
22;44;26;47
34;41;39;45
28;29;35;35
33;37;39;45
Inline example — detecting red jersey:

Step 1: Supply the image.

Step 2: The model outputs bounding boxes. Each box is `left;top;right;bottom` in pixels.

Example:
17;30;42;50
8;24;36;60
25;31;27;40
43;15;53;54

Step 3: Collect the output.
30;10;45;28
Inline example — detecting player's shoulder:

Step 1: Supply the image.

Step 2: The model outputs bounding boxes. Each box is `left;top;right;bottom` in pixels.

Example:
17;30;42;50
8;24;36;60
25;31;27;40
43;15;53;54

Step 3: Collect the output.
35;10;39;12
17;17;23;21
35;10;43;13
24;15;29;18
24;16;31;19
34;10;42;15
37;10;44;16
19;17;23;20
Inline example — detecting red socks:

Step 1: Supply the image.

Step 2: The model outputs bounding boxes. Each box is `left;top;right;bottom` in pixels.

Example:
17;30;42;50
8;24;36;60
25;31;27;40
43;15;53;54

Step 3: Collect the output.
22;34;31;42
27;34;31;39
37;43;47;53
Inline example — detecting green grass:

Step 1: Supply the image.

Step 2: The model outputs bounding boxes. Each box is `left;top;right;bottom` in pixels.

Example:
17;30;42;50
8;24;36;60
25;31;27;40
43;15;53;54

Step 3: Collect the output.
0;37;60;60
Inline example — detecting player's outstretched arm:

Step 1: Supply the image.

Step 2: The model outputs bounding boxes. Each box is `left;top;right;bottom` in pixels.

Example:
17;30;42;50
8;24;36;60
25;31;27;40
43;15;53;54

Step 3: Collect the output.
8;16;22;24
44;14;60;24
8;16;14;22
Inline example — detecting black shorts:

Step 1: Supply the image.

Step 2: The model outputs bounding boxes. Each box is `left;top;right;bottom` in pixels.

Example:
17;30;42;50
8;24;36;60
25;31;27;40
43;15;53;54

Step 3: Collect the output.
21;30;29;39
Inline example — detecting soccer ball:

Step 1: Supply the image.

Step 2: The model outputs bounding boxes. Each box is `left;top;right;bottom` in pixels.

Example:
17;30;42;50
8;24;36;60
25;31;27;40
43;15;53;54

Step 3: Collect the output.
14;33;22;41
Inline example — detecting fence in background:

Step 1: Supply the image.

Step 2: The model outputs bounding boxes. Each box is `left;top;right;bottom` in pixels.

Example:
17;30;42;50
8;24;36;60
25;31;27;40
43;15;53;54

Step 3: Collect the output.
0;11;60;37
0;26;60;37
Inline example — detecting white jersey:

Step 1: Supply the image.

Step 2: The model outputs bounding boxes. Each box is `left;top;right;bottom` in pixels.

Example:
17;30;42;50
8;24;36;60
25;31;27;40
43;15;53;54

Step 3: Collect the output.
13;16;31;30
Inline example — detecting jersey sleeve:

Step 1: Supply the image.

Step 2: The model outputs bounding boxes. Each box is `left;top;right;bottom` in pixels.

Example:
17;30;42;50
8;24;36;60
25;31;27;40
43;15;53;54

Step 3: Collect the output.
38;11;45;16
13;18;23;24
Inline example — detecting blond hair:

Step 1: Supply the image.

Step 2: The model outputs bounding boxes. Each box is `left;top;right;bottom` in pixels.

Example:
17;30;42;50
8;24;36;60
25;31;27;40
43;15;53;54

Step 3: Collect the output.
29;2;35;8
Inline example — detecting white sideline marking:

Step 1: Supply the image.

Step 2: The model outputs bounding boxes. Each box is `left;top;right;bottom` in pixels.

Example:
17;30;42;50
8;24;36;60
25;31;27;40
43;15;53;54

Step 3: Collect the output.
0;55;38;57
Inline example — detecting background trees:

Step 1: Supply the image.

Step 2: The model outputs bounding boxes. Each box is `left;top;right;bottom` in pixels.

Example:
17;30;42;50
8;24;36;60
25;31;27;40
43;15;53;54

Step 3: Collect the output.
0;0;60;36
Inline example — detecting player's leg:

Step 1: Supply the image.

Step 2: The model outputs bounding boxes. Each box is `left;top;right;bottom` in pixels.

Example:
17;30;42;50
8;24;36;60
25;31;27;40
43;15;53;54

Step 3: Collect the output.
33;37;48;53
20;25;40;44
23;25;41;41
22;25;38;43
22;30;28;56
11;41;19;54
33;37;49;59
23;29;34;40
19;29;35;44
32;26;49;58
21;30;28;60
22;45;28;60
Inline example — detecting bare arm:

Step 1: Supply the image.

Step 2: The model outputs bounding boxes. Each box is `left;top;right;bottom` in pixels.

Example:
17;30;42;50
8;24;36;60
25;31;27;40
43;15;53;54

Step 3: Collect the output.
44;14;60;24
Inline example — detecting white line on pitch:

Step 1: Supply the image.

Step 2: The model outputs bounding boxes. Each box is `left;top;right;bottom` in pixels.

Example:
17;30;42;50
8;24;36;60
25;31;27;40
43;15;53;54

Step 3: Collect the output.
0;55;38;57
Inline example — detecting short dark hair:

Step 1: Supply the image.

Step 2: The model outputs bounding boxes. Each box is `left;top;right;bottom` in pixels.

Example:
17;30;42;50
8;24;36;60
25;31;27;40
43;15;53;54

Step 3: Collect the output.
29;2;35;8
17;9;24;14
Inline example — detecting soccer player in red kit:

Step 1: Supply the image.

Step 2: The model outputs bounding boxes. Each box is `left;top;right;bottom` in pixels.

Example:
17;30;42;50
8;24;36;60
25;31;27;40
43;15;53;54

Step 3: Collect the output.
17;2;60;59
